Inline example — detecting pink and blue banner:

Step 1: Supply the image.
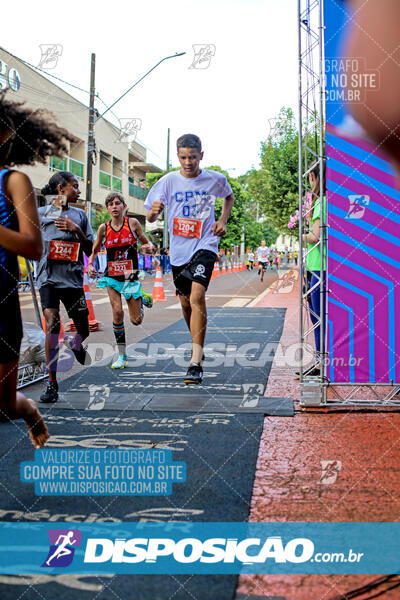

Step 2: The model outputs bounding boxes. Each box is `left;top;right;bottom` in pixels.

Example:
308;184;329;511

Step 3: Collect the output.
324;1;400;383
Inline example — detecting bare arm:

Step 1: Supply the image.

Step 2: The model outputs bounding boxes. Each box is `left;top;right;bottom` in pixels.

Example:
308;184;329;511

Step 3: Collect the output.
54;215;93;256
130;218;153;253
220;193;234;223
212;193;234;236
302;218;320;245
75;221;93;256
146;201;164;223
87;223;106;276
0;171;43;260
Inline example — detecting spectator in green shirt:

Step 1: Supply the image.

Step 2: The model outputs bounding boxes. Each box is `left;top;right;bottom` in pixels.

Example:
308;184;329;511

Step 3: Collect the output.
301;160;326;376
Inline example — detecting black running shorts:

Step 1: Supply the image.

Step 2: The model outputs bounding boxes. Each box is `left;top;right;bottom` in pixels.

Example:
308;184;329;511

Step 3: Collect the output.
0;293;22;364
39;286;89;318
172;249;217;296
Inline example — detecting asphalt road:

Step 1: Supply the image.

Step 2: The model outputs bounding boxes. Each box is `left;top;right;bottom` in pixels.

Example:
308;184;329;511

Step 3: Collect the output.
19;267;279;398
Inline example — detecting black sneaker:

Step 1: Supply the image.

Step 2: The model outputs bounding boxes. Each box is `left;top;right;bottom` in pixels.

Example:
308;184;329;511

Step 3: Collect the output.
184;363;203;385
40;381;58;403
65;338;92;366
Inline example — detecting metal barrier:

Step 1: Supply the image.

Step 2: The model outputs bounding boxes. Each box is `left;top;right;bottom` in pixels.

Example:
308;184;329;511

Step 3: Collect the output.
17;362;47;390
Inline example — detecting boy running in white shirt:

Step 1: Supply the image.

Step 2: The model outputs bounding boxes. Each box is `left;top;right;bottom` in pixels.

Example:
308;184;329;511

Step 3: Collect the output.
256;240;269;282
145;134;234;384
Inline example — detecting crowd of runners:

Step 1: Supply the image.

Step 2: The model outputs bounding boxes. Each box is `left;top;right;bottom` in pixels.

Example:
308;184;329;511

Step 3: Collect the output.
36;131;235;396
0;100;237;449
0;86;309;451
246;244;298;281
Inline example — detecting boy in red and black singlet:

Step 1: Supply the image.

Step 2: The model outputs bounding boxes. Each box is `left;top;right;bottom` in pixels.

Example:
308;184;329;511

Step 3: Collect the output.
104;217;139;280
89;192;153;369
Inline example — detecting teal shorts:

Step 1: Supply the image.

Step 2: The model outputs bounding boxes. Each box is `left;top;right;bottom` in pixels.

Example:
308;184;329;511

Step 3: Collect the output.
97;277;143;301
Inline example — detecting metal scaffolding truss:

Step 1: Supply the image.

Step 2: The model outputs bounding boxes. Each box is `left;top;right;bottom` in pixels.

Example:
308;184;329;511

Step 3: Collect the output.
297;0;400;408
298;0;327;406
18;362;47;390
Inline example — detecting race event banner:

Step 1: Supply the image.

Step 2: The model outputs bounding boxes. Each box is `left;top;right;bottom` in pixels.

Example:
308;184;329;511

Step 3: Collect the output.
0;448;397;575
324;0;400;383
1;521;399;575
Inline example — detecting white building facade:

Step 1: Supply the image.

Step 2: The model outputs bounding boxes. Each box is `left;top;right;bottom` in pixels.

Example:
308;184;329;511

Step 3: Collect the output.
0;47;162;226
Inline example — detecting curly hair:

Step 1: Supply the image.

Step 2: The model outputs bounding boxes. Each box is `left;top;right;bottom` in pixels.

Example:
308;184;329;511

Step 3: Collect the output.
0;90;78;167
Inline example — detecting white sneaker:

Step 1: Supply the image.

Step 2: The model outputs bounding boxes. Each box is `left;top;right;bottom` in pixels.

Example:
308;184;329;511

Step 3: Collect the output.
111;354;128;369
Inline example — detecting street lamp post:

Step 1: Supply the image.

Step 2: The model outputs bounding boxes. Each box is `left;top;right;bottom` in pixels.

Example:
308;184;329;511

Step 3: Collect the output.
86;53;96;226
85;52;186;224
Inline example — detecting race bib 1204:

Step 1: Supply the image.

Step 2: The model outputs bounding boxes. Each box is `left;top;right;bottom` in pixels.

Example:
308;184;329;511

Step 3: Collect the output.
173;217;203;239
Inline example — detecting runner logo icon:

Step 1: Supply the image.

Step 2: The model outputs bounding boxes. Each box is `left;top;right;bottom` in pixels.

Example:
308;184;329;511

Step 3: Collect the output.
42;529;82;567
193;264;206;278
346;195;369;219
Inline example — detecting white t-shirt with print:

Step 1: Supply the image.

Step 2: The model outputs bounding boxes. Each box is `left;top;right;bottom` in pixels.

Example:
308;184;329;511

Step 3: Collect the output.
248;252;255;261
144;169;233;266
257;246;269;262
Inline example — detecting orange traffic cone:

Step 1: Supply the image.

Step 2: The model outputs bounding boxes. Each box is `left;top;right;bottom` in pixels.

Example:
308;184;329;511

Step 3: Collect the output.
211;262;219;279
66;269;101;332
153;267;166;301
234;259;239;272
42;315;64;342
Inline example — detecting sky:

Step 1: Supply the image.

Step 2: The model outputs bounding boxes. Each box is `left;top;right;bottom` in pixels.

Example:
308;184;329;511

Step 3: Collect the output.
2;0;298;177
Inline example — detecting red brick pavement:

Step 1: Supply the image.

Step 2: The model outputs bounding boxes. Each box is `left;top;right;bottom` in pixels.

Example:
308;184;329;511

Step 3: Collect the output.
236;269;400;600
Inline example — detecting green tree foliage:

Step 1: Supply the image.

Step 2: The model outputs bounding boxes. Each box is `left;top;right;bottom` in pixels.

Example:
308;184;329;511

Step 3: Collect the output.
243;107;299;232
92;209;110;230
146;169;179;189
243;106;320;234
244;222;280;250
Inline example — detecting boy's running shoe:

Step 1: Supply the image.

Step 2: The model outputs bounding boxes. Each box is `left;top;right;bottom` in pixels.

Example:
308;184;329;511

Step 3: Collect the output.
39;380;58;403
111;354;128;369
64;337;92;366
142;291;153;308
184;363;203;385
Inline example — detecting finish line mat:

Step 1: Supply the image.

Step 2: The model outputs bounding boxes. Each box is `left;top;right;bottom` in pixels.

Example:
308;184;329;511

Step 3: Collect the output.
47;307;293;415
0;409;264;600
